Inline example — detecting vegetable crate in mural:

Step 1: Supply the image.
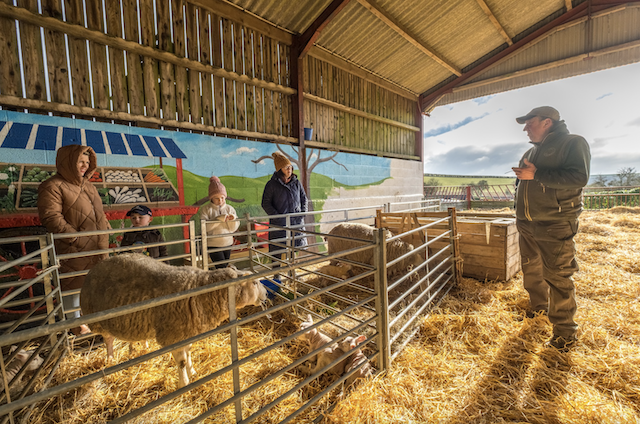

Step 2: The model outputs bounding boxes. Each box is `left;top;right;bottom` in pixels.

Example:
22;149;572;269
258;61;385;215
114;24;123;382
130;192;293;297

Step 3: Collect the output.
0;163;179;213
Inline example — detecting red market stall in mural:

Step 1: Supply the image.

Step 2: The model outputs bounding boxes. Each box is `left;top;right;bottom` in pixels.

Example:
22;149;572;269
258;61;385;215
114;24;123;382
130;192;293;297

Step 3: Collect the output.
0;120;199;232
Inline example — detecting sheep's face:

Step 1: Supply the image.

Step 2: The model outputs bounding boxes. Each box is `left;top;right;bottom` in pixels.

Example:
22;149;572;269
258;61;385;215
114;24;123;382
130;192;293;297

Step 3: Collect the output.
338;334;366;352
237;279;268;308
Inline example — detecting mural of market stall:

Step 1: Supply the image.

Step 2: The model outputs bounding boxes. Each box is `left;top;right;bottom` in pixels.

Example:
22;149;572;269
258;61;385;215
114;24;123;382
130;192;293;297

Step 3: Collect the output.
0;119;198;320
0;119;196;228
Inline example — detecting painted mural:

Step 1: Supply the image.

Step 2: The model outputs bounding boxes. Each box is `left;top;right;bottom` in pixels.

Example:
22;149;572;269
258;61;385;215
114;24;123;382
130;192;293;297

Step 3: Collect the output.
0;110;423;233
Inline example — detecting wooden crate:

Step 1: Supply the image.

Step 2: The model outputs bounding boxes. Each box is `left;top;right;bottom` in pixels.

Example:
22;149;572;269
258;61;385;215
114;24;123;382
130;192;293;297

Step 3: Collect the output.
376;211;520;282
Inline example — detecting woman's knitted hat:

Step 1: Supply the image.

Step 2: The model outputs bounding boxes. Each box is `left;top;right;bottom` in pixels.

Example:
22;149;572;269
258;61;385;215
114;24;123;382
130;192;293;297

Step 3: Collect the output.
272;151;292;171
208;176;227;198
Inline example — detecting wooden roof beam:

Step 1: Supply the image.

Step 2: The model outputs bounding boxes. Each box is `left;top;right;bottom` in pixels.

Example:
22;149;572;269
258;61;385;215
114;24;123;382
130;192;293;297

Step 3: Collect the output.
296;0;352;58
419;1;595;112
475;0;513;45
189;0;292;44
565;0;573;11
356;0;462;76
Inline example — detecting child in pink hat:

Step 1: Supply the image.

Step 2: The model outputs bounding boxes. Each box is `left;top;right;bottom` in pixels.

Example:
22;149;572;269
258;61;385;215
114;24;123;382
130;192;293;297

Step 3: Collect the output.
199;176;239;268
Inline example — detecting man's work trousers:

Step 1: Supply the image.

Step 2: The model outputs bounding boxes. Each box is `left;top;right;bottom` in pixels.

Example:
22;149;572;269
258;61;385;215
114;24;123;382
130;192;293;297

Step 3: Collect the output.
516;219;579;339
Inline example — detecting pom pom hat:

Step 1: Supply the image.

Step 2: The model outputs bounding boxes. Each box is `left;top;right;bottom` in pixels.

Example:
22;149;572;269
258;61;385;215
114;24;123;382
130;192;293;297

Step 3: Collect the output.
272;152;292;171
208;176;227;198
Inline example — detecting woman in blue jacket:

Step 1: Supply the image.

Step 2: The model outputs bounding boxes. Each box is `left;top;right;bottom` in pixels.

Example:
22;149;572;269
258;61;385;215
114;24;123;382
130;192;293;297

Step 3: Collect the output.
261;151;308;264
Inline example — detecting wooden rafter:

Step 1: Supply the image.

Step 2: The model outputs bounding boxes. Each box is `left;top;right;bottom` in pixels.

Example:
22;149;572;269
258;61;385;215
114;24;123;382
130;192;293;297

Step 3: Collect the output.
475;0;513;45
419;1;595;112
356;0;461;76
565;0;573;11
189;0;292;44
296;0;352;58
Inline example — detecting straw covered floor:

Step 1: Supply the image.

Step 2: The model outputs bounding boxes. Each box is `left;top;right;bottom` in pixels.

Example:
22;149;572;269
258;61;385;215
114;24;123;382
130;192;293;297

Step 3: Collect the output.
25;208;640;423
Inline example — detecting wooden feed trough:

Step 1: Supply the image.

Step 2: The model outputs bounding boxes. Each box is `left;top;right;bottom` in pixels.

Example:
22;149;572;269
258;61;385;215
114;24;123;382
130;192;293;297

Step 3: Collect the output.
376;211;520;281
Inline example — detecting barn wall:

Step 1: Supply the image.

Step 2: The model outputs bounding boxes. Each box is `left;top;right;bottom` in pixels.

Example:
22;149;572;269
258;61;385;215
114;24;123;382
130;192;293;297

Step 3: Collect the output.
0;1;423;220
0;111;422;224
0;0;294;141
302;55;420;159
0;1;420;157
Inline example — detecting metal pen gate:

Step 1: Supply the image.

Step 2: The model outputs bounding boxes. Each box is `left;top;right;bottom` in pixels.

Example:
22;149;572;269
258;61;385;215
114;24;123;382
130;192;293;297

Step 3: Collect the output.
0;203;458;423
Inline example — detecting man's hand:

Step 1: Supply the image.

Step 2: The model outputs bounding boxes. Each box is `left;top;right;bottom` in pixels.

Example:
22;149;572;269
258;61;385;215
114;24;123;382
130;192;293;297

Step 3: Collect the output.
512;158;537;180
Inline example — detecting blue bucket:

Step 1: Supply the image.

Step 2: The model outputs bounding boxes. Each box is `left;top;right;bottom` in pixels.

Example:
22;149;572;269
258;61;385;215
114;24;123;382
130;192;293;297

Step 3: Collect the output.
304;127;313;140
260;278;280;299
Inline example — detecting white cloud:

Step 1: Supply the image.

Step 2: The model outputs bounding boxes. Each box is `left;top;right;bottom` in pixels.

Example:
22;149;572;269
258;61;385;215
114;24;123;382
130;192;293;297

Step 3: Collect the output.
223;146;258;158
423;62;640;175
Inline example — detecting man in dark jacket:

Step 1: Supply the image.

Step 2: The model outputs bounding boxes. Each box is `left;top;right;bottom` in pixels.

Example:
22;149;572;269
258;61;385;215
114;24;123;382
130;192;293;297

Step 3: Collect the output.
512;106;591;352
261;151;308;266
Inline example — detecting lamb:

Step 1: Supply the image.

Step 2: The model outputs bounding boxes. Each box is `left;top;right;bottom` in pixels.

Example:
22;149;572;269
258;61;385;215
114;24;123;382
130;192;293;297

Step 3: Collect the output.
327;223;422;276
80;253;267;388
337;335;374;396
2;346;44;393
298;314;363;379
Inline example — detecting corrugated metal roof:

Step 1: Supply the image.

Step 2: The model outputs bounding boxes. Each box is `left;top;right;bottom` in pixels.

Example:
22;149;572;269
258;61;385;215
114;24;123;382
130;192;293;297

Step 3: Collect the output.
436;4;640;108
221;0;640;108
227;0;334;34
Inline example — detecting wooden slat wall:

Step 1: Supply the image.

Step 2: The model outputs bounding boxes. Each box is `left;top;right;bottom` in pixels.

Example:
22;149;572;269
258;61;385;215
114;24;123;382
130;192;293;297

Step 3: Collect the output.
17;0;45;101
0;1;417;155
303;55;417;157
0;0;292;139
0;0;22;100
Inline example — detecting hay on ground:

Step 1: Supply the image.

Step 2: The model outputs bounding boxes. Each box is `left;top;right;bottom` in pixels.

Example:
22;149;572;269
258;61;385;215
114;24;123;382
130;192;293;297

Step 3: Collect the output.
24;208;640;423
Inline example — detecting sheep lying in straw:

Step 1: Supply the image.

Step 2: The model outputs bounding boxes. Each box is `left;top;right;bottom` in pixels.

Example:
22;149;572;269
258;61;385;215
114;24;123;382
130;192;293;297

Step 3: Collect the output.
327;223;422;277
81;253;267;388
298;314;369;384
338;336;373;397
2;346;44;392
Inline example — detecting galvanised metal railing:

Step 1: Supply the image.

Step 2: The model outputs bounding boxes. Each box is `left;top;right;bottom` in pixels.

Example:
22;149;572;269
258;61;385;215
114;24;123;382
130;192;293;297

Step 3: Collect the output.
583;186;640;209
0;234;67;424
51;221;197;319
424;184;515;209
0;203;458;423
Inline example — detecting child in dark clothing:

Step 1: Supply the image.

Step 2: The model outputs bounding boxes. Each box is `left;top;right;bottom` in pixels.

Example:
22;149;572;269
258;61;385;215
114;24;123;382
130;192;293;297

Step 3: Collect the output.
120;205;168;258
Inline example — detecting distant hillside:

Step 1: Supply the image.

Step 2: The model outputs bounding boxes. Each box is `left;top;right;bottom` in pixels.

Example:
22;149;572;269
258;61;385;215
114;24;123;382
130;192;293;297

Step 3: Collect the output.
424;173;621;186
588;174;618;185
424;174;515;186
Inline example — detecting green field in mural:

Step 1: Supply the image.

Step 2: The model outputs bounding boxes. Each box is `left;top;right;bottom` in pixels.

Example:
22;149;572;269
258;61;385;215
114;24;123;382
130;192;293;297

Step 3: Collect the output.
160;166;389;218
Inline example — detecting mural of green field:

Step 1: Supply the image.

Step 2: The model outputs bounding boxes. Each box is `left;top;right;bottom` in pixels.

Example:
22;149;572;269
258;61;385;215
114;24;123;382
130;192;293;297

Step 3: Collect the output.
160;166;389;219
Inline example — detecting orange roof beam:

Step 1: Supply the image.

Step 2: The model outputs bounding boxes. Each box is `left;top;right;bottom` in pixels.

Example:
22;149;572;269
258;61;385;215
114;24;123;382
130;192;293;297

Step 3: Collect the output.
419;1;598;113
295;0;352;58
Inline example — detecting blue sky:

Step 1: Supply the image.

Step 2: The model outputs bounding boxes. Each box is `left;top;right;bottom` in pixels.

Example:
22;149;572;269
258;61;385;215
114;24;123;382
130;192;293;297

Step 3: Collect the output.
423;61;640;176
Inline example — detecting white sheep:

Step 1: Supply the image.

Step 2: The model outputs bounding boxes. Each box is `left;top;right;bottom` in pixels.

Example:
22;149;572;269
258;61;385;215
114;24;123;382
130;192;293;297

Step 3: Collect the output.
327;223;422;277
80;253;267;388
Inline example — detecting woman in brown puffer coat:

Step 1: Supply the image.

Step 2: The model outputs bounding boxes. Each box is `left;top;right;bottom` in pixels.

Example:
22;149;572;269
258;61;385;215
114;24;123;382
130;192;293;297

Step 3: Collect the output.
38;145;110;333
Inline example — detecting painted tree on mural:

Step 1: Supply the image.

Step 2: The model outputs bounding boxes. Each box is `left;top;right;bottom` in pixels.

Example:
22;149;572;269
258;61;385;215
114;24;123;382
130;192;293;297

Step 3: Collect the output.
251;144;349;213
